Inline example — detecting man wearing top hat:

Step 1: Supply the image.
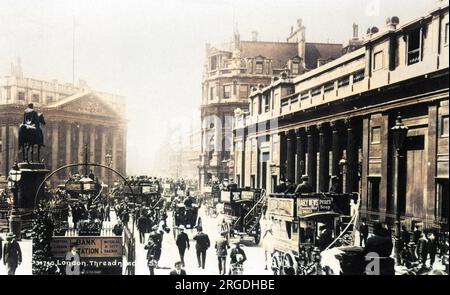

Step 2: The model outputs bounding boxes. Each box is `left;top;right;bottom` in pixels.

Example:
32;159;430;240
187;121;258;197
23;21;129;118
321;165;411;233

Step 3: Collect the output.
3;233;22;275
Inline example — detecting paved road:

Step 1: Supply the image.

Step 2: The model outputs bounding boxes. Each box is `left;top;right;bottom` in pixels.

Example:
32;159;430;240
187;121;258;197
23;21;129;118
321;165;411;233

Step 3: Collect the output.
135;207;272;275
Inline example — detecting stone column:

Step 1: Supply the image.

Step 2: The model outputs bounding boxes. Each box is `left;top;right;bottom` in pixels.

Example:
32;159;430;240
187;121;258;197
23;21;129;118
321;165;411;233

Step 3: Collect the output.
112;131;118;171
65;123;72;166
345;118;359;193
77;124;84;164
9;126;18;167
101;127;107;179
89;125;96;164
330;120;343;178
295;128;306;184
1;125;9;177
306;125;317;191
285;130;296;182
51;125;59;171
318;123;330;192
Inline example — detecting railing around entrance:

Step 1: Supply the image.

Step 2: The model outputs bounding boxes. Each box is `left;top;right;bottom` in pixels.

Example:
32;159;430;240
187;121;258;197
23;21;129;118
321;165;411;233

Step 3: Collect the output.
0;209;10;232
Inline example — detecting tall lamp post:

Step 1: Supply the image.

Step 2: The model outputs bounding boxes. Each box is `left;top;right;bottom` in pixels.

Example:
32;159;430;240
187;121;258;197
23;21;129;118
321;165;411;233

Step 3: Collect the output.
8;162;22;240
106;153;113;193
391;114;409;265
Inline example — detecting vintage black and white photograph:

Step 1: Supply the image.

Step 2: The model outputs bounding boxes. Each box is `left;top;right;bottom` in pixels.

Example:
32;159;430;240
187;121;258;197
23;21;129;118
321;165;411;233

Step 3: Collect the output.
0;0;448;279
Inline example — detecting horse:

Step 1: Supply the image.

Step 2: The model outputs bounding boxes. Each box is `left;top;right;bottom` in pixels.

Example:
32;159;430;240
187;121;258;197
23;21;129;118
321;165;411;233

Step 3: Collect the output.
261;215;275;271
18;113;46;163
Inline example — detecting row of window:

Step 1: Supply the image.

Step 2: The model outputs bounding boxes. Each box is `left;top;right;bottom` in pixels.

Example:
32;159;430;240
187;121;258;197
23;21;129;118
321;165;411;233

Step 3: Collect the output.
258;69;366;115
16;92;55;103
209;84;250;100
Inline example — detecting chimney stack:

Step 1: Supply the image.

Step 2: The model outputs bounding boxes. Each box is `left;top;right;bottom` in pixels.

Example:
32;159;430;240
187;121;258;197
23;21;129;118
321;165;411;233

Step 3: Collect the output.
251;31;258;42
386;16;400;30
352;23;359;40
366;26;379;38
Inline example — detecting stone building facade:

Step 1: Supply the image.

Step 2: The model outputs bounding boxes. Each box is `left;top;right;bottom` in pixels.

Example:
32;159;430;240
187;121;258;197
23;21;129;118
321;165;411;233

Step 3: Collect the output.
234;3;449;229
199;21;344;189
0;62;127;184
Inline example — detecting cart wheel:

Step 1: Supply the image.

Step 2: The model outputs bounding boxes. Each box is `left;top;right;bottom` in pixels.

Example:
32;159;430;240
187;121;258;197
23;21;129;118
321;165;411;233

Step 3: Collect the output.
271;253;281;275
254;231;261;245
283;252;297;275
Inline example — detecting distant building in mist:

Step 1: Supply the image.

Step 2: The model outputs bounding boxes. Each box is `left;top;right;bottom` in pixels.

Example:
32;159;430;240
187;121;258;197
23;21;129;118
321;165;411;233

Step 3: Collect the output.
0;59;127;184
199;19;354;188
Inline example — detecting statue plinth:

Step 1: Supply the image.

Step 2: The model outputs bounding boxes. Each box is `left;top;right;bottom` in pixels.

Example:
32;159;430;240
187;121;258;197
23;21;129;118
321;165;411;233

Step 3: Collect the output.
14;162;49;232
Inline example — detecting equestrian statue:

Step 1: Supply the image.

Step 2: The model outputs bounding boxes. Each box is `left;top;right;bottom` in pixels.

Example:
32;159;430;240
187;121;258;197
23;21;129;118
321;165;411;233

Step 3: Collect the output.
18;103;46;163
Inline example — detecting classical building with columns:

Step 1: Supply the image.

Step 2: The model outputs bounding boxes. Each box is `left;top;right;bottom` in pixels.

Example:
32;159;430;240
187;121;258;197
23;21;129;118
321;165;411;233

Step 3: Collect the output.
234;3;449;229
199;20;345;189
0;62;127;185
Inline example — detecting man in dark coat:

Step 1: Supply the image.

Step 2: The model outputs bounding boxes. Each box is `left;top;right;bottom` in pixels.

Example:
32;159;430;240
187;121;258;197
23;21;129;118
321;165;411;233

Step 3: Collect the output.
329;175;341;193
23;103;40;127
169;261;187;275
175;225;190;267
359;219;369;247
145;238;159;275
295;175;314;194
364;221;394;275
137;214;149;244
417;233;429;268
193;226;210;269
3;233;22;275
215;231;230;275
229;242;247;274
275;177;288;193
427;232;438;268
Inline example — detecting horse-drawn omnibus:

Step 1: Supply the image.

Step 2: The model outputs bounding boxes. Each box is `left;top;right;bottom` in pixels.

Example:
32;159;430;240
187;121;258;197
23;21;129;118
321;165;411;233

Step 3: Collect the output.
172;195;201;239
221;187;266;244
121;177;163;209
267;192;359;275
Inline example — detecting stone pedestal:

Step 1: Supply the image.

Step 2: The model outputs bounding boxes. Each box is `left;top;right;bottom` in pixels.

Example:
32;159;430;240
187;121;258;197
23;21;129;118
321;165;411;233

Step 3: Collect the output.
15;162;49;232
9;210;22;240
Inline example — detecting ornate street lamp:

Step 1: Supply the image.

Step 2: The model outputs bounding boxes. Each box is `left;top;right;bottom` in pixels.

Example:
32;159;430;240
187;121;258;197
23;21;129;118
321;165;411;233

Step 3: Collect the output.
392;115;409;157
8;162;22;240
391;114;409;265
339;157;348;193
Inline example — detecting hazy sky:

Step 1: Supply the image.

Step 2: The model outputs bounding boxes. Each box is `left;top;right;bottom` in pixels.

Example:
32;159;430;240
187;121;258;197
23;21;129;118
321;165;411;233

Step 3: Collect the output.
0;0;438;175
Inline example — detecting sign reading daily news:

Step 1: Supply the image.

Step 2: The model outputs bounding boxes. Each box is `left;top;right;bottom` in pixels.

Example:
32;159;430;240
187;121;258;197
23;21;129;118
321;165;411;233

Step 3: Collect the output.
50;236;123;275
297;197;333;215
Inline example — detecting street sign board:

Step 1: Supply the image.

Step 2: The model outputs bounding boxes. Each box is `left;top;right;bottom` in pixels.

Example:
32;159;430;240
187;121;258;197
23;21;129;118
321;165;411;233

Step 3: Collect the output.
267;198;295;217
297;197;333;216
50;236;123;275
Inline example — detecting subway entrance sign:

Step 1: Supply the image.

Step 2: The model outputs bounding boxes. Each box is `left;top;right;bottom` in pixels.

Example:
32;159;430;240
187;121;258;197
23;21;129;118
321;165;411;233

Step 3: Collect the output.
50;236;123;275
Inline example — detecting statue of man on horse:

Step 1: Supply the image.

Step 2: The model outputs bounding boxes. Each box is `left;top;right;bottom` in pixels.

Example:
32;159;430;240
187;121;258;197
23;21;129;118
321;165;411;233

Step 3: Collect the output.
19;103;46;163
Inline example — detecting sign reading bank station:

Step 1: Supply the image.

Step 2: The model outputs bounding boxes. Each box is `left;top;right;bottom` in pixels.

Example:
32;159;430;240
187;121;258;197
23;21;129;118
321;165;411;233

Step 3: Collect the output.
51;237;123;257
50;237;123;275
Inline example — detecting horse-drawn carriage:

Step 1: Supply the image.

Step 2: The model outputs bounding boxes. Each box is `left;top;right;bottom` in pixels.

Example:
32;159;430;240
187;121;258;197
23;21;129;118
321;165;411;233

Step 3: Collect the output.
221;187;265;244
121;177;163;209
266;192;360;275
172;195;201;238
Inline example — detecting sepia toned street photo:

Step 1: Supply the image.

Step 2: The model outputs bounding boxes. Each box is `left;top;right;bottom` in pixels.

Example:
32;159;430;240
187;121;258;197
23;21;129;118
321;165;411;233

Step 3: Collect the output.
0;0;448;278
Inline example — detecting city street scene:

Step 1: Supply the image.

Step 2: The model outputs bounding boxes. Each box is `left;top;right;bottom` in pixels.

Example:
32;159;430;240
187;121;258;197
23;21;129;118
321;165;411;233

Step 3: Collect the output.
0;0;449;276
